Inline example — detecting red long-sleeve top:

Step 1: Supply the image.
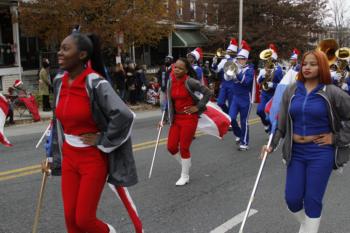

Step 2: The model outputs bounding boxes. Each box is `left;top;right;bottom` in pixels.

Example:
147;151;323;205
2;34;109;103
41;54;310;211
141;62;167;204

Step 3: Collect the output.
170;74;198;118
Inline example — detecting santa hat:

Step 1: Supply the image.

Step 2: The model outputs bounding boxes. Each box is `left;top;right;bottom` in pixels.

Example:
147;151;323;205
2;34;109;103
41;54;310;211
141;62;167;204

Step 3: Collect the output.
188;48;203;61
226;38;238;53
236;40;251;59
14;80;23;87
269;43;278;60
290;48;300;60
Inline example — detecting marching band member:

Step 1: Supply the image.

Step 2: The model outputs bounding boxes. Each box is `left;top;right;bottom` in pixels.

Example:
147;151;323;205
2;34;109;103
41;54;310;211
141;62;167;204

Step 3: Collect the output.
164;57;211;186
228;40;254;150
331;47;350;94
289;48;301;72
262;50;350;233
211;38;238;113
187;47;204;83
256;43;283;133
50;32;138;233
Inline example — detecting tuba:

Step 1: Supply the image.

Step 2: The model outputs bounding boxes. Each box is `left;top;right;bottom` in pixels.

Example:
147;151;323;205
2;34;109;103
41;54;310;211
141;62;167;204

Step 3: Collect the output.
259;49;275;91
335;47;350;87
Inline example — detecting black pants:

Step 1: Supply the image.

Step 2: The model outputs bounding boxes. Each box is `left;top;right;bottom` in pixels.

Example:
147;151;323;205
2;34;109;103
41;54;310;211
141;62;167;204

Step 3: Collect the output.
42;95;51;111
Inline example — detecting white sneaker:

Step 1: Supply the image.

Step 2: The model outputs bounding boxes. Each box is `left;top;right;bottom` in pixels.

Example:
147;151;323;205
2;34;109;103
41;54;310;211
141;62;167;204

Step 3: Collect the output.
238;145;249;151
235;137;240;144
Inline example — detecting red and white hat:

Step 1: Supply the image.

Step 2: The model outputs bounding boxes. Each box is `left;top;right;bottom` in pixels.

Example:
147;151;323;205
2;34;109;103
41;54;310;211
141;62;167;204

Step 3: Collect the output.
14;79;23;87
188;47;203;61
226;38;238;53
290;48;300;60
236;40;251;59
269;43;278;60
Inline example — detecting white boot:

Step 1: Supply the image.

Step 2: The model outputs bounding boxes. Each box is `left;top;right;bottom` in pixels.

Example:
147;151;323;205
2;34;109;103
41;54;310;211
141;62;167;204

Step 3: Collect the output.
173;153;182;165
300;215;321;233
290;209;305;233
175;158;191;186
107;223;117;233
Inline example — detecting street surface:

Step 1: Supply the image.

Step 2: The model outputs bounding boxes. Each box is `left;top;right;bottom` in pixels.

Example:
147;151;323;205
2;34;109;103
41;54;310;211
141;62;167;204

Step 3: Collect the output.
1;108;350;233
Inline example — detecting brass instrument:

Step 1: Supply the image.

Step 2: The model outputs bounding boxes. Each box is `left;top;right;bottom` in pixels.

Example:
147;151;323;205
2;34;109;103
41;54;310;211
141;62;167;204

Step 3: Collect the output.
335;47;350;87
224;60;239;77
259;49;275;91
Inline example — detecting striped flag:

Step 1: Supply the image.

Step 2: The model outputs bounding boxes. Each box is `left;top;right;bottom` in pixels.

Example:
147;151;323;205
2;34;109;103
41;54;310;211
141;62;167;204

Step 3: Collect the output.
108;184;144;233
0;94;12;147
268;68;298;133
198;101;231;139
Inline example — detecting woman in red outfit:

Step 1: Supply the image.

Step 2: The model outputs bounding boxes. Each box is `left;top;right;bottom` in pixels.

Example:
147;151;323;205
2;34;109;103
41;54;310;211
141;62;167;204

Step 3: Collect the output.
163;58;211;186
49;33;137;233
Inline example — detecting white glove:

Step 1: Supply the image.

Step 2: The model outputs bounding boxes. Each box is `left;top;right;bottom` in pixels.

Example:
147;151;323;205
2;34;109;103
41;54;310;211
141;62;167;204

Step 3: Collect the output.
212;56;218;64
258;69;266;78
267;82;274;88
341;83;349;91
332;72;341;81
224;74;234;81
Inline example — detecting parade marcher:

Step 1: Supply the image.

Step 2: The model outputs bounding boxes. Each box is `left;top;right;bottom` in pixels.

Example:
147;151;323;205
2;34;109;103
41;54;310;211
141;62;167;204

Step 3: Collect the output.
49;32;138;233
157;55;173;122
289;48;301;72
332;47;350;94
262;50;350;233
39;58;51;111
228;40;254;150
162;57;211;186
257;43;283;133
187;47;204;83
211;38;238;113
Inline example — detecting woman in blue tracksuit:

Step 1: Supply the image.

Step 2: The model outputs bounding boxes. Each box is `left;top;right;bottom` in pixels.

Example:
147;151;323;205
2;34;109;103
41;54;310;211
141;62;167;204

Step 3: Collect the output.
263;50;350;233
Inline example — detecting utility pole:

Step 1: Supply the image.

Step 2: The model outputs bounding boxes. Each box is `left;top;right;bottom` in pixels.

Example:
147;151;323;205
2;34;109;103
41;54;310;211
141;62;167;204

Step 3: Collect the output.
239;0;243;48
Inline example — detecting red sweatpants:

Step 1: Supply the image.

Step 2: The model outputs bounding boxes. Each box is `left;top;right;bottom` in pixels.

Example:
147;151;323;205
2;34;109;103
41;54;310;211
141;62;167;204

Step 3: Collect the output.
167;114;198;158
61;142;109;233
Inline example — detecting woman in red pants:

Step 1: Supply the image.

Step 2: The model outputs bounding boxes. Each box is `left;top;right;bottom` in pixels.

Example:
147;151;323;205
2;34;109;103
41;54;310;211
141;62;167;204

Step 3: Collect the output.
164;58;211;186
48;32;138;233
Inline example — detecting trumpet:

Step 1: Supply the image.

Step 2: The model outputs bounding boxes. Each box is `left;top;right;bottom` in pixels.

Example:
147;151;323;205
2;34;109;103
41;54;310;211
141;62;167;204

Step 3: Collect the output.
335;47;350;87
259;49;276;91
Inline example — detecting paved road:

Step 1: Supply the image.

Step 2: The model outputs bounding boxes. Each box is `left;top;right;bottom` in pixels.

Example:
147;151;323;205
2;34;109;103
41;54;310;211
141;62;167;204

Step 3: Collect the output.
1;110;350;233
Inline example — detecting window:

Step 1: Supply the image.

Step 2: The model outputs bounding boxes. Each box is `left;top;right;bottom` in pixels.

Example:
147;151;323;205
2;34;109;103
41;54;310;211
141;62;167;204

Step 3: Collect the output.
203;3;208;24
213;4;219;25
0;76;3;92
176;0;182;17
190;0;196;21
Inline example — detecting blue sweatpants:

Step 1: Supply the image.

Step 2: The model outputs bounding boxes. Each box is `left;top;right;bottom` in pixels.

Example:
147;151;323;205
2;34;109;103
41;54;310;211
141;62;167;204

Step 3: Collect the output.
229;95;251;146
256;93;272;126
217;84;233;114
285;142;334;218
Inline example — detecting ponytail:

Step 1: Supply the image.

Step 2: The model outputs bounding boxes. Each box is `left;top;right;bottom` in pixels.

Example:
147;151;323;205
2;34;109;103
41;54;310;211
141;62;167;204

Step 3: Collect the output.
70;32;107;78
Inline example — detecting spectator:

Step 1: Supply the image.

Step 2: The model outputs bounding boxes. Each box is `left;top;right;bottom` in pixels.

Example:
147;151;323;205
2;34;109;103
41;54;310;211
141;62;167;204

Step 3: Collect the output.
39;58;51;111
125;63;137;105
113;63;126;101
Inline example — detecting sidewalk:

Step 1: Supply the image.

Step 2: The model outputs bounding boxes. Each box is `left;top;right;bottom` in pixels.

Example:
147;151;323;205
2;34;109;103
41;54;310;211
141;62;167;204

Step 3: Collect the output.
8;103;161;126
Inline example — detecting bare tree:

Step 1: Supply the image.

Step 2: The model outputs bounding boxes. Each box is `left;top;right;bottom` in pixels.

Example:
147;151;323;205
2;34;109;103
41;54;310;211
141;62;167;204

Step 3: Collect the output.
329;0;350;46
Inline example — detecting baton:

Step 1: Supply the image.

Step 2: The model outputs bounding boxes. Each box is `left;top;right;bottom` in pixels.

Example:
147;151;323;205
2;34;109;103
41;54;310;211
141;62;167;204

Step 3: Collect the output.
239;133;273;233
148;111;166;179
35;122;51;148
32;158;51;233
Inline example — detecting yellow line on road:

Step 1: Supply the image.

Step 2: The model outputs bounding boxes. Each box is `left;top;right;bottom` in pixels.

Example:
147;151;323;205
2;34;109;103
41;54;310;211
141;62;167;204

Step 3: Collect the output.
0;118;262;181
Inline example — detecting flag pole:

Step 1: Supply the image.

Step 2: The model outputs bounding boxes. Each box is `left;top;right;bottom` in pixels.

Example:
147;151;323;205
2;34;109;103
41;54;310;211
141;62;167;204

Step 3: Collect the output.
32;158;51;233
35;122;51;148
239;133;273;233
148;111;166;179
